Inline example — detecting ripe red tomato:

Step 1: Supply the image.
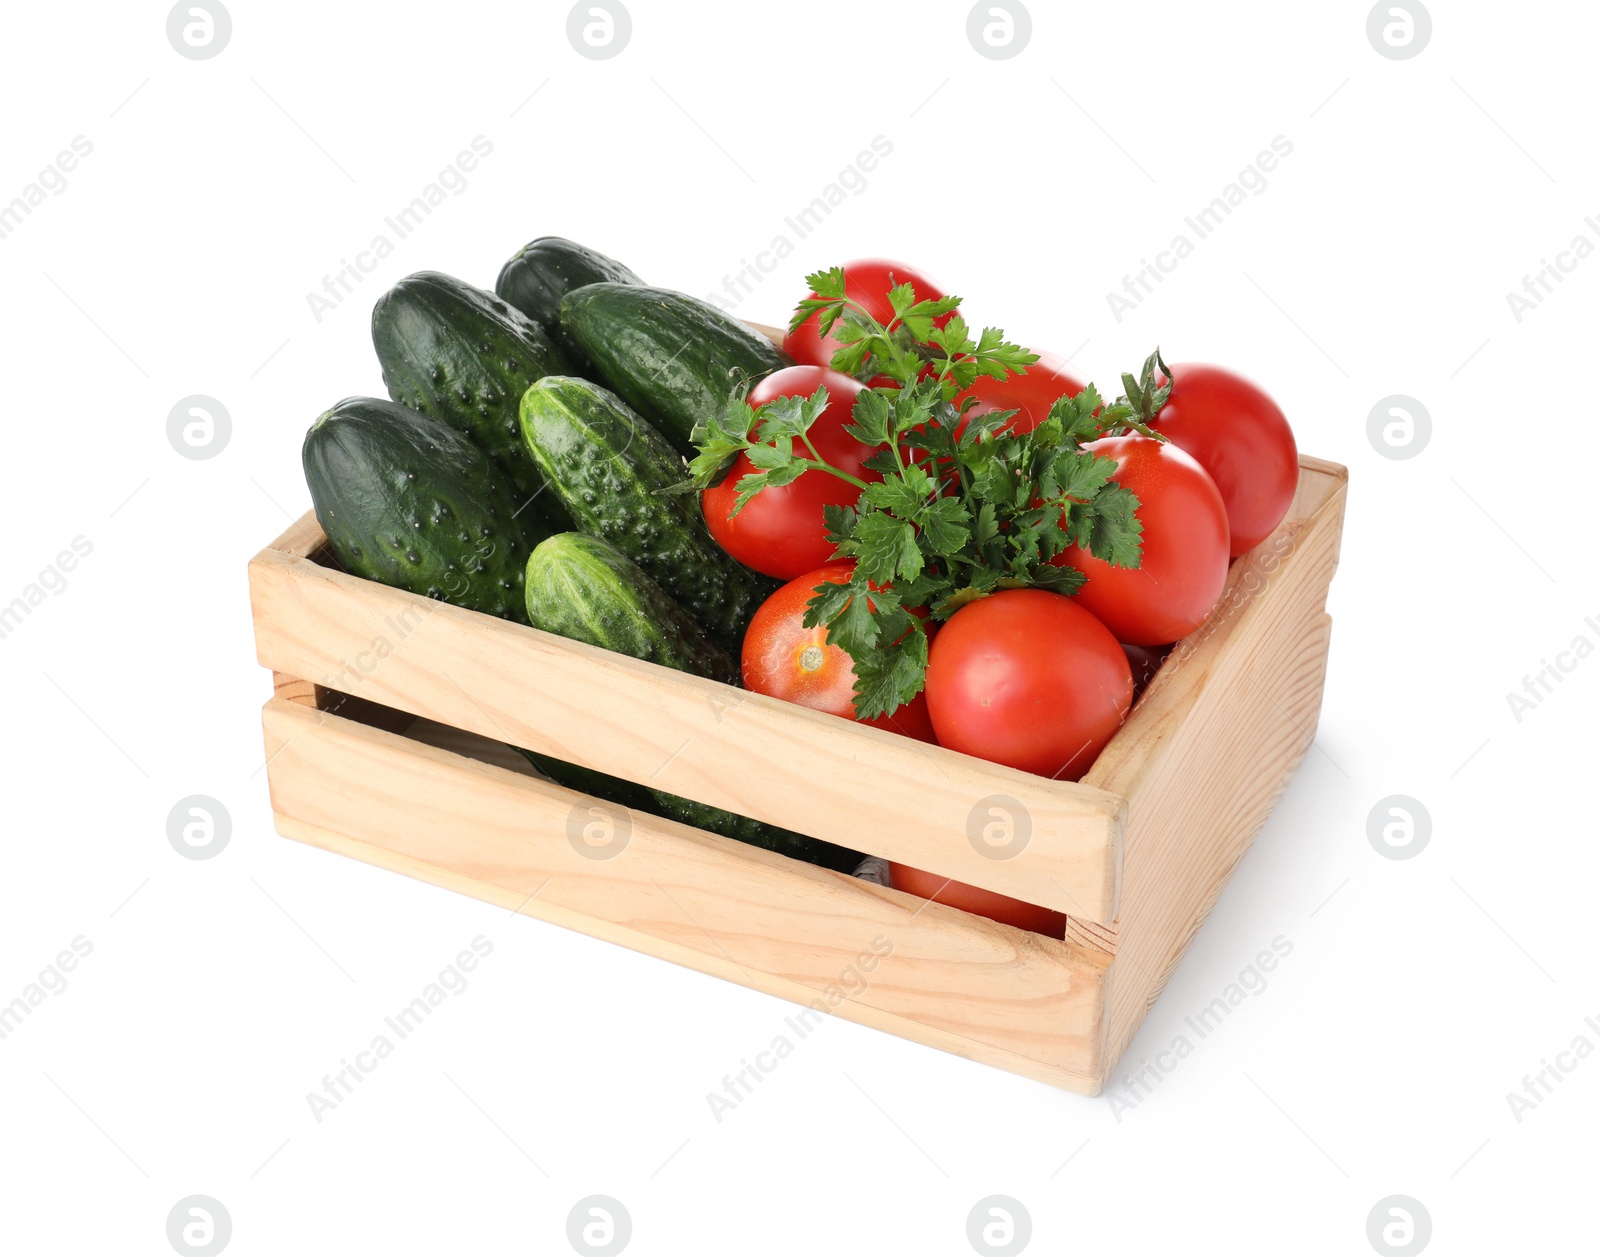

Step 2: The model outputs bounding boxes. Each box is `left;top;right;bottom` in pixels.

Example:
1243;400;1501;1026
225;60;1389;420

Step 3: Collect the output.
703;366;880;580
1150;364;1299;557
1053;435;1229;647
924;589;1133;780
783;259;949;376
742;563;936;741
885;862;1066;937
956;349;1086;438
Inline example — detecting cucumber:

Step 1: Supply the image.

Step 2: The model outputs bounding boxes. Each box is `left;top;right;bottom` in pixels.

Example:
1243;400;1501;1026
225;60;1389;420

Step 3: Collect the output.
302;397;542;623
524;533;737;683
495;237;643;370
371;270;574;529
517;745;861;872
516;747;659;813
559;283;790;457
519;377;773;653
649;793;862;873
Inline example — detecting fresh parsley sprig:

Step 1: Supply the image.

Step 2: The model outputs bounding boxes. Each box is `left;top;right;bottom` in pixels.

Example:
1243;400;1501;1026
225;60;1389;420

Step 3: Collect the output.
687;267;1161;719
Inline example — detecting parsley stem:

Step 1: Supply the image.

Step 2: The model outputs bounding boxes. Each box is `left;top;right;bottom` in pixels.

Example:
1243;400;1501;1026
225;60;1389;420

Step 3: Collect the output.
798;441;869;491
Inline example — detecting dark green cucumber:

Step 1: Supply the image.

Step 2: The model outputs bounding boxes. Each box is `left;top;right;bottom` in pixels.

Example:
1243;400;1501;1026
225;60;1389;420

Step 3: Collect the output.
302;397;542;623
559;283;790;457
511;748;860;873
515;747;659;813
524;532;737;684
519;377;773;652
650;793;862;873
495;238;643;370
371;270;574;529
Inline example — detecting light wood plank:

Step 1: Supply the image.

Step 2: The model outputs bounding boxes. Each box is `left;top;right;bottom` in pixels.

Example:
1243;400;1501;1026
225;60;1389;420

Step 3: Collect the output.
249;542;1126;921
1092;473;1347;1080
263;697;1112;1085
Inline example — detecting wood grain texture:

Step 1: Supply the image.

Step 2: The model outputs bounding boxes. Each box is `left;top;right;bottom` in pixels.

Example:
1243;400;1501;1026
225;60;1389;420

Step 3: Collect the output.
263;696;1111;1089
250;440;1346;1091
248;541;1125;921
1089;466;1347;1079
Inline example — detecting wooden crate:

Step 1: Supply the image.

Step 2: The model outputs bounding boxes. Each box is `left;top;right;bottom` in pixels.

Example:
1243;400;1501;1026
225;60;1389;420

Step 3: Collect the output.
249;420;1346;1093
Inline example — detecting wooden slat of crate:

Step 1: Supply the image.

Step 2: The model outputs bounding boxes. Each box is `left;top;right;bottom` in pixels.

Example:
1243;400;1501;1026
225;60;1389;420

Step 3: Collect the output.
251;452;1346;1091
262;697;1114;1090
1088;459;1346;1070
249;532;1126;923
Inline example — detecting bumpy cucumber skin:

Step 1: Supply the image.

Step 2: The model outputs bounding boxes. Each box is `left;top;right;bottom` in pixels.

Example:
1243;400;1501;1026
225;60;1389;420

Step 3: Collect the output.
520;530;856;870
559;283;790;457
514;747;861;873
649;793;863;872
371;270;574;530
524;532;738;684
495;238;643;370
302;397;541;624
515;747;659;813
519;377;774;653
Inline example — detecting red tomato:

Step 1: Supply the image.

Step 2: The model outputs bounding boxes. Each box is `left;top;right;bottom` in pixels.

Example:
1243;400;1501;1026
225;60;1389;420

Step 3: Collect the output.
885;862;1066;936
924;589;1133;780
742;563;936;741
783;259;950;377
956;349;1086;438
703;366;880;580
1150;364;1299;557
1053;435;1229;647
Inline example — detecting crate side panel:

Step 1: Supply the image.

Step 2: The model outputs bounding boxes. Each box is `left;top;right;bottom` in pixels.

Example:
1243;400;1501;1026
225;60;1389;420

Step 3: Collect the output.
261;698;1111;1079
249;544;1122;922
1096;473;1344;1081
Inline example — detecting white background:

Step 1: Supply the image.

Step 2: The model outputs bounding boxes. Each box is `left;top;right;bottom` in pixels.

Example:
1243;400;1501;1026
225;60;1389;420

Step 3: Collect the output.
1;1;1595;1253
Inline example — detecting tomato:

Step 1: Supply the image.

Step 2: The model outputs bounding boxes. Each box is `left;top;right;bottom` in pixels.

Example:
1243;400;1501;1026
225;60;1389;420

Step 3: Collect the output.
885;862;1066;937
783;259;950;379
1149;364;1299;557
742;563;936;741
956;349;1086;438
924;588;1133;780
1053;435;1229;647
703;366;880;580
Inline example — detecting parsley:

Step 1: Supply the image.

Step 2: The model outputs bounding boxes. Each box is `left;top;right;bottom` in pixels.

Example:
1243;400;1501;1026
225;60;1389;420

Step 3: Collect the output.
686;267;1166;719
